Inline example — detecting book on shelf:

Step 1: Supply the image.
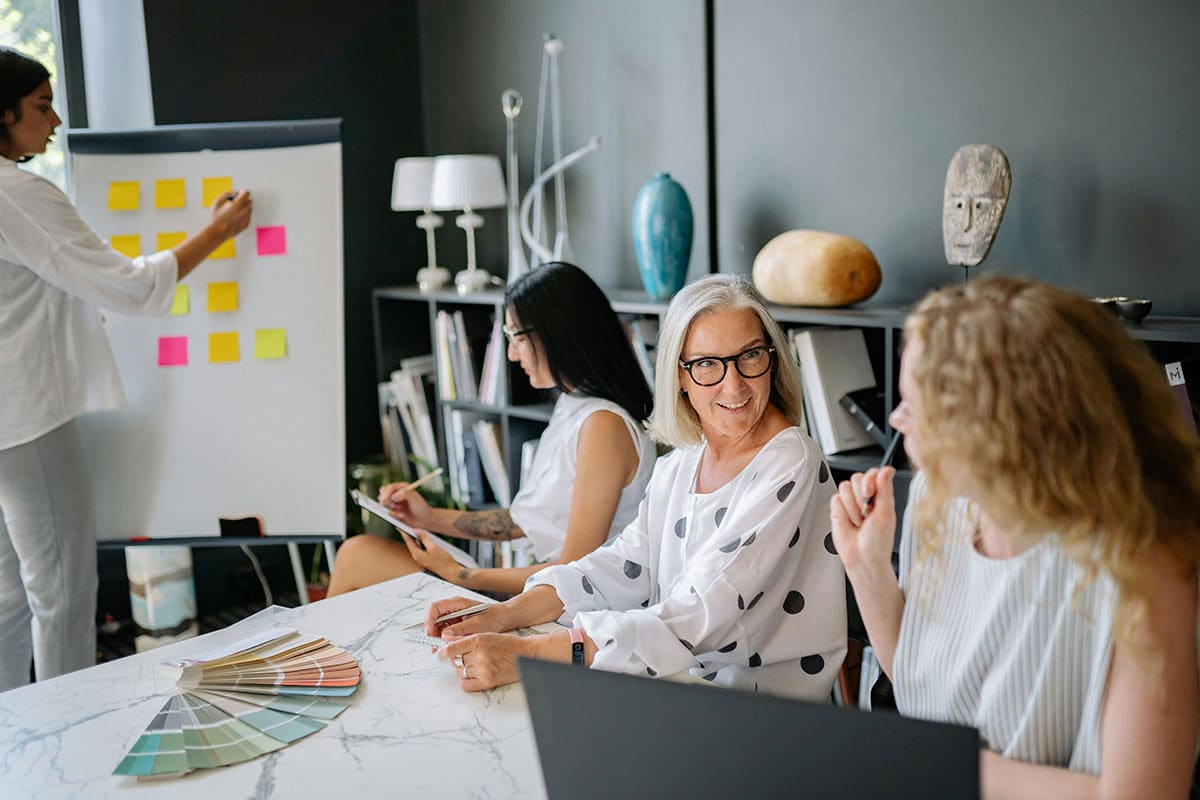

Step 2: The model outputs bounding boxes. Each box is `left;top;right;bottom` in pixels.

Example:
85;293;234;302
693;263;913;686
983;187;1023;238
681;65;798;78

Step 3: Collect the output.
435;311;456;401
473;419;511;506
388;358;442;492
790;328;878;454
451;310;478;402
837;388;891;449
1165;360;1199;436
477;318;505;406
444;409;469;505
377;383;413;481
460;428;487;506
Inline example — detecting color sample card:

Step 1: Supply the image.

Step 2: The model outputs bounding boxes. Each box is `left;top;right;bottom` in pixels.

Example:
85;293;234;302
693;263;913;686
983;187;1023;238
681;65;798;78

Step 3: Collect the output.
158;336;188;367
157;231;187;251
169;285;189;316
115;629;359;777
209;332;239;363
110;234;141;258
107;181;139;211
256;226;287;256
207;282;238;313
155;179;187;209
202;176;233;207
209;238;236;260
254;328;287;360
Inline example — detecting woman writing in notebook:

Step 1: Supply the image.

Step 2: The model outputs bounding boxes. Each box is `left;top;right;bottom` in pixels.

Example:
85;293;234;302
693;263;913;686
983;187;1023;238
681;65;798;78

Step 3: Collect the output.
327;263;656;597
0;49;252;691
426;275;847;699
832;276;1200;798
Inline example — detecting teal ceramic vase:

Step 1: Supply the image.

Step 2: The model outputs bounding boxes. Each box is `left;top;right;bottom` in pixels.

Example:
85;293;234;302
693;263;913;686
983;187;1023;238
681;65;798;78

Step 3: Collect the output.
631;172;693;301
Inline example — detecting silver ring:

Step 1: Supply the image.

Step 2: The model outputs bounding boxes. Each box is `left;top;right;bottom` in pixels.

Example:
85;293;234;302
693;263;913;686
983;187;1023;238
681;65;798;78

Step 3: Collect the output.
462;664;470;680
453;655;464;667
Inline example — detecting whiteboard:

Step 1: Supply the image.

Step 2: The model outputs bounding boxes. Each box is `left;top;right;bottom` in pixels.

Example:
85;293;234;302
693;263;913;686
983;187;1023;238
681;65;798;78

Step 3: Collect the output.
68;121;345;540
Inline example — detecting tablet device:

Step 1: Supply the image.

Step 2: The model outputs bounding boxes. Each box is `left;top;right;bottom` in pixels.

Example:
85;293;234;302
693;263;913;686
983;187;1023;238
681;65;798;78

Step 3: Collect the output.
348;490;479;570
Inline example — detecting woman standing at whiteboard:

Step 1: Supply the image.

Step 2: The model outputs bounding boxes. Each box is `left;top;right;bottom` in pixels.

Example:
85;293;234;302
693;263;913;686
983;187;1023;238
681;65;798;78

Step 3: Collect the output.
0;48;252;691
327;262;656;598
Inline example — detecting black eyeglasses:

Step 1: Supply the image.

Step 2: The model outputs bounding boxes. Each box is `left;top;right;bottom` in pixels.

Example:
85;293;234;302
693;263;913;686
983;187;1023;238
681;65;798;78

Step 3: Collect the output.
502;325;534;345
679;345;776;386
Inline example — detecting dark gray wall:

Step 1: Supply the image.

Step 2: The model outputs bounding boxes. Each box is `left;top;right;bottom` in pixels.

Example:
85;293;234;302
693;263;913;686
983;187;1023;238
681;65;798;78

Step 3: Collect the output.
142;0;426;461
418;0;709;290
716;0;1200;312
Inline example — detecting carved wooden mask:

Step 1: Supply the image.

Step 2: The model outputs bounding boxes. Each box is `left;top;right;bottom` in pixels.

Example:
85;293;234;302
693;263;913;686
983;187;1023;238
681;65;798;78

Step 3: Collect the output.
943;144;1011;267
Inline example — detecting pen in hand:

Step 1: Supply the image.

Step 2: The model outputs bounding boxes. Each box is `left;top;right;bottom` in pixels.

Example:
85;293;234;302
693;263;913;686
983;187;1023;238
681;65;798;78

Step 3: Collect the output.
860;431;904;517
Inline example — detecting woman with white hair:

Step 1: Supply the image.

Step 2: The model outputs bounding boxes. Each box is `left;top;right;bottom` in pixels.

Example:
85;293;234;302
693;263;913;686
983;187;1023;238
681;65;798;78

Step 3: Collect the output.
426;275;847;700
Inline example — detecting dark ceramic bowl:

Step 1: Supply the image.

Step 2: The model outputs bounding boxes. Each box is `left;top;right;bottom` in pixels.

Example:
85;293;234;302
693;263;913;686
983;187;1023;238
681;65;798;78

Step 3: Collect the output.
1114;297;1152;322
1091;297;1120;315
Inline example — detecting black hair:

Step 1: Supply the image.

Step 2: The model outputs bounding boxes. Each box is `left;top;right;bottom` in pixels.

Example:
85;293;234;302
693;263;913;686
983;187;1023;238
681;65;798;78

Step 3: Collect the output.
506;262;653;424
0;48;51;163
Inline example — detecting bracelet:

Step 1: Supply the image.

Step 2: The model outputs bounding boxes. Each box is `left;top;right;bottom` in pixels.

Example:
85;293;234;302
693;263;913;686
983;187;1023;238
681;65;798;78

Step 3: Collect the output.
568;627;585;666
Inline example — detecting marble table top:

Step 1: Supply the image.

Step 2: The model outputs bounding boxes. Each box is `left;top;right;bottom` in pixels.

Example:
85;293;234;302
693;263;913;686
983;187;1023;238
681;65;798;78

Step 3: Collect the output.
0;574;548;799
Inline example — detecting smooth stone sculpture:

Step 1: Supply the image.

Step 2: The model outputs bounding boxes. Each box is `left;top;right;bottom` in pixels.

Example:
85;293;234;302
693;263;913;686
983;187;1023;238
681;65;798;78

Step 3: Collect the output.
752;230;881;307
943;144;1011;267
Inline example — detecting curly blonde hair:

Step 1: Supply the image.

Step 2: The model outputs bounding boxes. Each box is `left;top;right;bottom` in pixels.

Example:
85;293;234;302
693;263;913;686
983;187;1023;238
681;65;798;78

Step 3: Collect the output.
905;275;1200;647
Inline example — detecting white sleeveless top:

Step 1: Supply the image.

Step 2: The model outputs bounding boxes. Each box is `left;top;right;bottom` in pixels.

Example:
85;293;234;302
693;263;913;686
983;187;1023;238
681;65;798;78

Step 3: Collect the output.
893;472;1116;773
509;393;655;563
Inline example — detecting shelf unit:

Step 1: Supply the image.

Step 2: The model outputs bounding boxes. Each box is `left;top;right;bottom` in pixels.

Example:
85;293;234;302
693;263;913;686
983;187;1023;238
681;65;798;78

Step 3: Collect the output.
373;286;1200;489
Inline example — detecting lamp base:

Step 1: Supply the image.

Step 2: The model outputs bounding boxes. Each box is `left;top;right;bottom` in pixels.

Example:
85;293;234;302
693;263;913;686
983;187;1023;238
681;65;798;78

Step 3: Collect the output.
455;268;495;295
417;266;451;292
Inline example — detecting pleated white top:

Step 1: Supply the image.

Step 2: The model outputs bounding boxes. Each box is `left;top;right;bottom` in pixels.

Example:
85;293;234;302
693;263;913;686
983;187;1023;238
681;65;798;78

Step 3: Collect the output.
893;472;1115;773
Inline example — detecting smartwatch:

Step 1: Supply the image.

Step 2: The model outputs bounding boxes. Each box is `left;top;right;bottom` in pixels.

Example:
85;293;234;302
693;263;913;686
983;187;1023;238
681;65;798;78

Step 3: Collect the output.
569;627;585;666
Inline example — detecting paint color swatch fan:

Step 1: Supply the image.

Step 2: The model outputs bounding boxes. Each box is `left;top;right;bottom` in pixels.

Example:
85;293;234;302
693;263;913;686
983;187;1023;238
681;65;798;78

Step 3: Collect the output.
113;628;361;779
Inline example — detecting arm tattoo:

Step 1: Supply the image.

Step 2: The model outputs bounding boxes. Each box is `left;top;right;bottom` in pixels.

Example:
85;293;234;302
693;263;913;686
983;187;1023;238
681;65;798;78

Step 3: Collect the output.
454;509;517;540
456;568;472;584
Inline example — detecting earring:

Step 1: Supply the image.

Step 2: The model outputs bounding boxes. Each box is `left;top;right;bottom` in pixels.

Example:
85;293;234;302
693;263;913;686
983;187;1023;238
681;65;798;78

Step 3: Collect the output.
679;389;688;397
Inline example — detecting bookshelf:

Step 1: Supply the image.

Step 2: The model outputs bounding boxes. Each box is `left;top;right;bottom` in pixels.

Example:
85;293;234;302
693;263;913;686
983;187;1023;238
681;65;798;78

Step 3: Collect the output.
373;286;1200;490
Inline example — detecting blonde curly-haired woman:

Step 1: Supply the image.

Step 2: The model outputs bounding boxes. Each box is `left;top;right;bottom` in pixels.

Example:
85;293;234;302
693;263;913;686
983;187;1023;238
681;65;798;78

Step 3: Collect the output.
833;275;1200;798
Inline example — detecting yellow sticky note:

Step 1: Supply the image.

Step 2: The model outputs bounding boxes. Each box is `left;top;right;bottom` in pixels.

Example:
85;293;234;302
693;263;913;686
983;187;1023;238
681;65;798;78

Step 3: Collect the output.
169;285;189;316
108;181;139;211
110;234;141;258
202;176;233;207
254;328;287;360
155;179;186;209
157;231;187;250
207;281;238;313
209;332;239;363
209;238;235;260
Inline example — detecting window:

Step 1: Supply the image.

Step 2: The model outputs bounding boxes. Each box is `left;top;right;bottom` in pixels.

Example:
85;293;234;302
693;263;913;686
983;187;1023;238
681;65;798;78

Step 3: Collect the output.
1;0;67;191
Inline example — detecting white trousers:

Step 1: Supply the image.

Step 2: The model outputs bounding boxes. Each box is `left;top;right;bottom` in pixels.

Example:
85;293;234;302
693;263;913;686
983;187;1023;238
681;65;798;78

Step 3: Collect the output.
0;420;97;691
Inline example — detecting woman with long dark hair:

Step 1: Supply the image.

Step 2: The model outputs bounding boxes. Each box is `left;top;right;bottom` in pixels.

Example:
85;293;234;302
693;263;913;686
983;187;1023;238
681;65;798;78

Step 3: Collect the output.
0;48;251;690
328;263;656;597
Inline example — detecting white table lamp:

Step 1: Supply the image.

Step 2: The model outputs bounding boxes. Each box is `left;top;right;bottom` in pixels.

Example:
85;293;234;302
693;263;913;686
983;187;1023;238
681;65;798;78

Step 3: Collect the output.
392;156;450;292
430;154;507;294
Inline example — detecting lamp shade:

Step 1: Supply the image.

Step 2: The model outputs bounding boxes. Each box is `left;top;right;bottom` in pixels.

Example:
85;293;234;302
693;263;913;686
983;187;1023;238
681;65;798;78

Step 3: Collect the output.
430;154;507;211
391;156;437;211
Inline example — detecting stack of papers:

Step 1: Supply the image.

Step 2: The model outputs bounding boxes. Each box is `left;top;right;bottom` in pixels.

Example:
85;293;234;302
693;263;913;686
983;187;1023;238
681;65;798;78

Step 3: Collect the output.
113;628;361;779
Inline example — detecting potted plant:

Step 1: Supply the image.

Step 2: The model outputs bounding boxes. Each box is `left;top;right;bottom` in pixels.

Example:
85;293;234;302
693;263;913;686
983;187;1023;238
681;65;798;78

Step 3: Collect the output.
306;545;329;602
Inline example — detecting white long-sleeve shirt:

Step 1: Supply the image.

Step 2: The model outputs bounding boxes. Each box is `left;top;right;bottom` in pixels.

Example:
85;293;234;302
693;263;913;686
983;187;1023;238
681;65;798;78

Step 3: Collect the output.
527;426;847;700
0;157;177;449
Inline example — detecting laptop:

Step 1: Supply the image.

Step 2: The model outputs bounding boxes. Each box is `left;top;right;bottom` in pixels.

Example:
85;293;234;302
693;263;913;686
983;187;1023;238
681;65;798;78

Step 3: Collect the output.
519;658;979;799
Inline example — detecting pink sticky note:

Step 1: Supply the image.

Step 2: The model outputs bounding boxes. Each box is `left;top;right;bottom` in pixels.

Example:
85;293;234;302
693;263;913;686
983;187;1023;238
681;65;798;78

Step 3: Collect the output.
158;336;188;367
256;226;287;256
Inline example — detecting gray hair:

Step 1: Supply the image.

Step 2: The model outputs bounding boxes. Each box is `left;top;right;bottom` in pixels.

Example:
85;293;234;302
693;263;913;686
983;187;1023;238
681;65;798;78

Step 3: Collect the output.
646;274;803;449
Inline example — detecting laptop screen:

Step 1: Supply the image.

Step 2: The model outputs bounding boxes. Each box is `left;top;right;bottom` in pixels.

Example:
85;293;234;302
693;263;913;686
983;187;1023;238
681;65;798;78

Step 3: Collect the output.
519;658;978;799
